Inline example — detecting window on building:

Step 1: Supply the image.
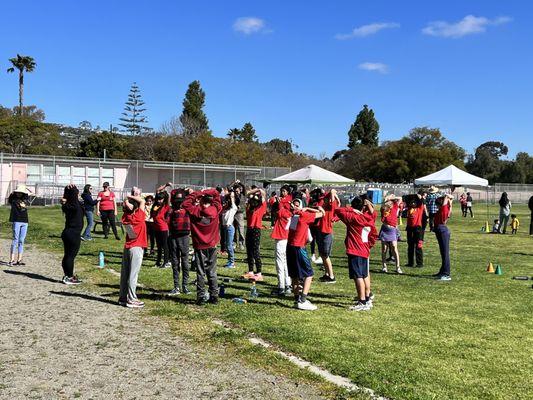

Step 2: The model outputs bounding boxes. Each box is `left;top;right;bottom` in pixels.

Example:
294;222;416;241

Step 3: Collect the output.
26;164;41;184
102;168;114;187
42;166;56;183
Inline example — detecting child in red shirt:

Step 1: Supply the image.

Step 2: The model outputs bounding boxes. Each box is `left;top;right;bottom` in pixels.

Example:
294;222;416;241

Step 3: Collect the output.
270;185;293;295
167;189;191;296
316;189;340;283
151;185;171;268
433;194;453;281
286;197;324;311
406;194;425;268
243;188;267;281
182;188;222;305
335;196;377;311
379;194;402;274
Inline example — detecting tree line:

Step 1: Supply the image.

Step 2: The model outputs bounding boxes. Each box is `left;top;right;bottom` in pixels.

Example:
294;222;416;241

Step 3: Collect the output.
2;54;532;184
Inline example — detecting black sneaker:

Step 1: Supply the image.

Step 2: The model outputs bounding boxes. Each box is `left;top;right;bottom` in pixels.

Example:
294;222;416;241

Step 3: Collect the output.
319;275;336;283
271;288;285;296
208;296;219;305
182;286;191;295
196;298;207;306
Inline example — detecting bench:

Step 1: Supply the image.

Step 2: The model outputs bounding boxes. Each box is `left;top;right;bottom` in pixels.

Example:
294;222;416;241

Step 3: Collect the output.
92;219;125;234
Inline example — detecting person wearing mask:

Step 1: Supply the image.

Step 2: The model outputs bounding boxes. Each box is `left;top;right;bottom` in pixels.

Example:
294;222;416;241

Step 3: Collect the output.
182;188;222;305
498;192;512;234
242;187;267;281
119;189;147;308
151;183;172;268
167;189;191;295
96;182;120;240
433;194;454;281
60;185;84;285
81;184;98;241
8;185;31;266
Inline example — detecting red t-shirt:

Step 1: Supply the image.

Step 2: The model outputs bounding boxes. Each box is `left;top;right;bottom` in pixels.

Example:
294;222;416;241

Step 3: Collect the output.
288;210;317;247
122;208;148;249
381;202;399;227
246;201;267;229
152;204;170;232
271;204;292;240
181;189;222;249
433;204;451;227
334;207;376;258
316;197;339;234
407;204;424;228
97;191;115;211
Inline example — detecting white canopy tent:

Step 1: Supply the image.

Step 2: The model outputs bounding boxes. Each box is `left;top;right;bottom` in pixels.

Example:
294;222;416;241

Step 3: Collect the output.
270;164;355;185
414;165;488;187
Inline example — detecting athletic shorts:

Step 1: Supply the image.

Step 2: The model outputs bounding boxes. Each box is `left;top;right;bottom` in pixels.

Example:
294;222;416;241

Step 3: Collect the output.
348;255;369;279
316;232;333;258
286;245;314;279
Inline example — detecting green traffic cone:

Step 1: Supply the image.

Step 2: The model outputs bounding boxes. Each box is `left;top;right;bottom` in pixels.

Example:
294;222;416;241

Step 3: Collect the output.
495;265;503;275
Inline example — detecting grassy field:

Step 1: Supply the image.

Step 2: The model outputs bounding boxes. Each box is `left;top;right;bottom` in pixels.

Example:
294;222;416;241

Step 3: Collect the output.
1;204;532;400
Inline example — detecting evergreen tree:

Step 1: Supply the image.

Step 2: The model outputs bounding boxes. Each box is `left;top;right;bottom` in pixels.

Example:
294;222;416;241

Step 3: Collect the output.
227;128;241;141
347;104;379;148
240;122;257;142
179;80;209;136
119;82;149;135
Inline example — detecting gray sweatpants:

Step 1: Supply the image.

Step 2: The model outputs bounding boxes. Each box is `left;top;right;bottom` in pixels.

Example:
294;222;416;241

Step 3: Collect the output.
233;212;245;246
119;246;143;302
195;247;218;301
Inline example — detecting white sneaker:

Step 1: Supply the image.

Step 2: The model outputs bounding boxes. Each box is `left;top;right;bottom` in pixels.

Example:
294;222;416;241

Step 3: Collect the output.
396;267;403;274
311;254;318;263
297;299;318;311
349;302;371;311
163;262;172;269
381;266;388;273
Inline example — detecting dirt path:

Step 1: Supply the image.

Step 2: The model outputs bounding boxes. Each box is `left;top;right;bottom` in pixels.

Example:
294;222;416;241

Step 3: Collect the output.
0;240;324;399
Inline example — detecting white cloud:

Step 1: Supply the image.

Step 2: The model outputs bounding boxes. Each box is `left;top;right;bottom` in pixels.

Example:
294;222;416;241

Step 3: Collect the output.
358;62;389;74
233;17;269;35
335;22;400;40
422;15;512;38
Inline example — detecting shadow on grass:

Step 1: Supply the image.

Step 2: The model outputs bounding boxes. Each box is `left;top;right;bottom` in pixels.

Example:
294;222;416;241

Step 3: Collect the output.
49;290;119;306
3;269;62;284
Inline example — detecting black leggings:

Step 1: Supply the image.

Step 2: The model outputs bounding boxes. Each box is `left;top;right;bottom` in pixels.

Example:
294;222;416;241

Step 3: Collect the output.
61;228;81;277
245;227;262;273
146;221;155;253
100;210;119;238
155;230;169;266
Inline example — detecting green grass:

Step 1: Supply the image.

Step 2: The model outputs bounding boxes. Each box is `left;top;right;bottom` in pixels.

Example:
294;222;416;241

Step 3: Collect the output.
1;205;532;400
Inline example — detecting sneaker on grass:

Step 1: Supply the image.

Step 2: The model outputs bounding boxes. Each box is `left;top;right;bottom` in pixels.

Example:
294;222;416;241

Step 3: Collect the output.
396;267;403;274
62;276;82;285
252;273;264;282
381;266;388;273
118;299;127;307
319;275;336;283
242;271;255;280
182;286;191;295
271;287;285;296
439;275;452;281
297;299;318;311
349;302;371;312
126;300;144;308
168;288;180;296
162;262;172;269
224;262;235;269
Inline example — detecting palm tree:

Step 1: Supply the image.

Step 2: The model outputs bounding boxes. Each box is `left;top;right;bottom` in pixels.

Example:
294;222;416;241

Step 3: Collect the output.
7;54;36;116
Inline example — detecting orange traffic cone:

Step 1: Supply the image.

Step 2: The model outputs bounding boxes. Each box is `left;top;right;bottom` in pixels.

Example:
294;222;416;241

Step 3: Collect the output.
486;262;495;273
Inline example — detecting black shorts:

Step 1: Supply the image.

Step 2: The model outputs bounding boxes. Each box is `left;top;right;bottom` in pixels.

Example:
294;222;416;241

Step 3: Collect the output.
286;245;314;279
316;231;333;258
348;255;369;279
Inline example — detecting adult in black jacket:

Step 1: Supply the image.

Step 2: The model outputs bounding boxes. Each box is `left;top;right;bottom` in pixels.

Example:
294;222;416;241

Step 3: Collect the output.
61;185;84;285
81;184;99;241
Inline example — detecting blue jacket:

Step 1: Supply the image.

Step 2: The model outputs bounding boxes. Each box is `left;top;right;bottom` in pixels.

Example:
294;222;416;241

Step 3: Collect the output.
81;192;98;212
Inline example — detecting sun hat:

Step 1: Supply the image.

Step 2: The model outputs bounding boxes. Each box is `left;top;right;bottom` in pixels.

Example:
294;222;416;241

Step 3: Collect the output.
428;186;439;194
14;184;30;194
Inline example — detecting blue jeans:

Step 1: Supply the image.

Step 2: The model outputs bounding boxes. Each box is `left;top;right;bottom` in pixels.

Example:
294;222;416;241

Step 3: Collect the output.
434;225;450;276
224;225;235;264
11;222;28;255
83;211;94;239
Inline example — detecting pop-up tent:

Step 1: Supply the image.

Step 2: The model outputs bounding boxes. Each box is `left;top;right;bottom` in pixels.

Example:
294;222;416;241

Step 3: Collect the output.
269;164;355;185
414;165;488;187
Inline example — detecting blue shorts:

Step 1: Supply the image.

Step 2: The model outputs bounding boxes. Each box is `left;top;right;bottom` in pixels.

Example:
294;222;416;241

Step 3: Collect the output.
287;245;314;279
316;232;333;258
348;255;369;279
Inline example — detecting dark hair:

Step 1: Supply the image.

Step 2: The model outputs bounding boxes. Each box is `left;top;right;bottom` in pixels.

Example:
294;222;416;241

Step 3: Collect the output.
350;196;364;210
62;185;80;213
145;195;154;202
103;181;110;188
494;219;499;223
215;186;223;193
83;184;91;194
251;185;257;190
171;189;186;209
417;188;427;196
271;191;276;196
511;214;516;219
466;192;470;196
498;192;509;208
248;193;262;209
280;185;291;194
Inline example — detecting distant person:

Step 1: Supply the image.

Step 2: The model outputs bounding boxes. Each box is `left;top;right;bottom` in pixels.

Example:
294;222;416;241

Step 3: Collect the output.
425;186;439;231
96;182;120;240
334;196;378;311
498;192;512;234
529;195;533;236
465;192;474;218
231;180;246;250
221;191;238;269
167;189;191;295
270;185;293;296
308;188;324;265
243;187;267;281
151;184;172;268
182;188;222;305
406;194;425;268
491;219;500;234
8;185;31;266
433;194;454;281
143;195;155;256
316;189;340;283
268;191;278;228
379;194;402;274
459;193;467;217
510;214;520;235
60;184;84;285
119;189;146;308
81;184;98;241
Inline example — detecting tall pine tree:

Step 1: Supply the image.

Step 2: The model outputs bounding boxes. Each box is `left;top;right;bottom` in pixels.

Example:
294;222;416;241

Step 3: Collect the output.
179;80;209;136
347;104;379;148
119;82;149;135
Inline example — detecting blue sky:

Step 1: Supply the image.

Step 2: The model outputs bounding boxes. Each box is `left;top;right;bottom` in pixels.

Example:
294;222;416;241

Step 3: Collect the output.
1;0;531;158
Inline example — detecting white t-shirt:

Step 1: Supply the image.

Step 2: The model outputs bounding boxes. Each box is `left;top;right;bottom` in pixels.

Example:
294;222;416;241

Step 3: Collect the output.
222;203;238;226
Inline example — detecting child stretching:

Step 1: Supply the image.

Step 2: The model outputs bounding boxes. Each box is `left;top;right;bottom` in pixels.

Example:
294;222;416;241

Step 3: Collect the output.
182;188;222;305
286;197;324;311
243;188;267;281
379;194;402;274
316;189;340;283
335;196;377;311
221;191;238;268
511;214;520;234
167;189;191;295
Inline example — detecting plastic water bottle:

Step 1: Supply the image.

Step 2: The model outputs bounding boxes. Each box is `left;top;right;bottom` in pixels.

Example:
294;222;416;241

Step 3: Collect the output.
250;282;258;298
219;283;225;298
98;251;105;268
232;298;247;304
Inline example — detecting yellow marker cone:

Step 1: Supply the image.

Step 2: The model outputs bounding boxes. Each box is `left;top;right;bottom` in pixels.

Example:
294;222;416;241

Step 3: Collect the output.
484;221;489;232
487;262;494;273
399;216;403;226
